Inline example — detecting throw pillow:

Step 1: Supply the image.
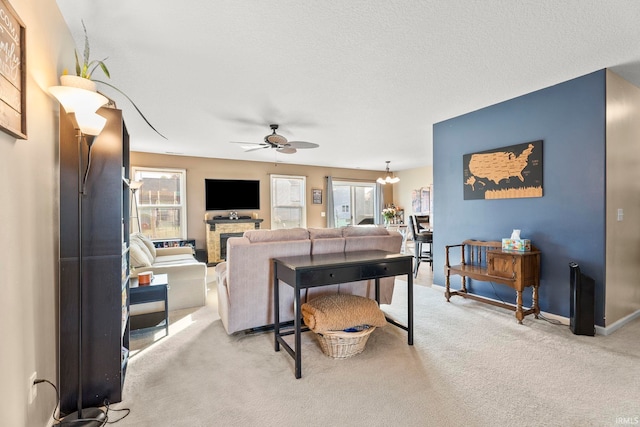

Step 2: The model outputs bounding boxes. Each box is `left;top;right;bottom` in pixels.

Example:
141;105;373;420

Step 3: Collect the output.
133;232;156;261
129;240;152;268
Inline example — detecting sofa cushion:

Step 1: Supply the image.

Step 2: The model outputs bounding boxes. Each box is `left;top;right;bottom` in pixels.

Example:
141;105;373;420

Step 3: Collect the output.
311;237;346;255
153;254;200;266
244;228;310;243
130;240;152;268
341;225;390;237
308;227;343;239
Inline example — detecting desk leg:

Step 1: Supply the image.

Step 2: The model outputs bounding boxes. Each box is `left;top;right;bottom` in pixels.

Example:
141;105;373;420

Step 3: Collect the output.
294;287;302;379
515;290;524;325
273;265;280;352
163;286;169;336
408;273;414;345
375;278;380;304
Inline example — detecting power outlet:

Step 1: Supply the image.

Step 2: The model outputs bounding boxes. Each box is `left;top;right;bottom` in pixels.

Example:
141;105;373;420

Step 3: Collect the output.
28;372;37;404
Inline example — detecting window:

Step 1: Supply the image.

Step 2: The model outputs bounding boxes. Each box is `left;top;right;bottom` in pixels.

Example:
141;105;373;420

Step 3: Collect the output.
330;180;377;227
131;167;187;239
270;174;306;229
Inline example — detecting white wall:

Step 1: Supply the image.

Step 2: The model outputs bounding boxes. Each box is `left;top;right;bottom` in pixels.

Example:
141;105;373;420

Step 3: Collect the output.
394;165;433;222
605;69;640;325
0;1;74;425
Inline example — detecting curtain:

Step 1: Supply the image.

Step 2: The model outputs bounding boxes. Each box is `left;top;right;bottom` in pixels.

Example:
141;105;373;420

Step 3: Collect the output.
373;182;384;224
326;176;335;228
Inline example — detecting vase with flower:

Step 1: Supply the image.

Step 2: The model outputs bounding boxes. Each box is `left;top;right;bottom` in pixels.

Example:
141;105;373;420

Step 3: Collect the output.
382;206;397;226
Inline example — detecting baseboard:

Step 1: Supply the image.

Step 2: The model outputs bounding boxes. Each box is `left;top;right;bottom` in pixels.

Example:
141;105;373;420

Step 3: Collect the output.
433;283;640;335
598;309;640;336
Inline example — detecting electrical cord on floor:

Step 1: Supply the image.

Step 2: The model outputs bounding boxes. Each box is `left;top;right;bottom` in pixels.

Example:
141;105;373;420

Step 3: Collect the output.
33;379;61;425
488;281;564;326
103;399;131;424
488;281;508;306
538;313;564;326
34;379;131;425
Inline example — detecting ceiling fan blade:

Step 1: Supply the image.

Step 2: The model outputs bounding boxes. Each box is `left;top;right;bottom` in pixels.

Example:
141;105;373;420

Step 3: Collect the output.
287;141;319;149
229;141;263;145
244;145;269;152
277;147;297;154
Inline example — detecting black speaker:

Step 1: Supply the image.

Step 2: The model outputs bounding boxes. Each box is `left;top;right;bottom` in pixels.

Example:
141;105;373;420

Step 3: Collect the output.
569;262;595;336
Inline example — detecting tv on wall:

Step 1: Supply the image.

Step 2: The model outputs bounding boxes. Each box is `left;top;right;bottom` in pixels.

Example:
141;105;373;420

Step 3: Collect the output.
205;179;260;211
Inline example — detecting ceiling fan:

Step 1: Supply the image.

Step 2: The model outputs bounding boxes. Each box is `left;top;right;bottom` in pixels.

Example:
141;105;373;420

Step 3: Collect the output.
231;124;319;154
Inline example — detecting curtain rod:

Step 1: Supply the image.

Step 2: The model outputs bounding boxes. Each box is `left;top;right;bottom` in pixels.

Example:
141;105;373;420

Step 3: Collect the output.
325;176;375;182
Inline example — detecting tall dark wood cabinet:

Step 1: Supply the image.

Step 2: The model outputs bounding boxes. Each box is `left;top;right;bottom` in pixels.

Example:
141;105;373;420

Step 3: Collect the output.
59;106;131;414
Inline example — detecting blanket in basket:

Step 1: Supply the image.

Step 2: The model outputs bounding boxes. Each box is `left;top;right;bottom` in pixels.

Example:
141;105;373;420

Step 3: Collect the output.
301;294;387;333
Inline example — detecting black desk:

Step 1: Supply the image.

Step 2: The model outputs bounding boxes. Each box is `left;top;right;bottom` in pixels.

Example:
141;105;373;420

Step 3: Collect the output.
273;250;414;378
130;274;169;336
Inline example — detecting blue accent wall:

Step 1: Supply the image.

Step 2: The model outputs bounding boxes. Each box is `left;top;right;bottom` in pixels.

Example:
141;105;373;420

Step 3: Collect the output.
432;70;606;324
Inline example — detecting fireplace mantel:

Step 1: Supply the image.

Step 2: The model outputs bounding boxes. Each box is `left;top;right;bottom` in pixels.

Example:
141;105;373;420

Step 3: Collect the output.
205;218;263;264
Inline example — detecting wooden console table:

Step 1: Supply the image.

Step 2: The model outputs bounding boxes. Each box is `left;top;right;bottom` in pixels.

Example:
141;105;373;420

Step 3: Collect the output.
444;240;541;324
273;250;414;379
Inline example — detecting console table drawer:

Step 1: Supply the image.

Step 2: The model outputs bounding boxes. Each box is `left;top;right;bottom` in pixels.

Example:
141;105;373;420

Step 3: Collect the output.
299;266;362;285
361;261;407;278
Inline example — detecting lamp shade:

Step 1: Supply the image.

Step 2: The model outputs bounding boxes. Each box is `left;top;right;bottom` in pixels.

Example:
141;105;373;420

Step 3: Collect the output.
49;85;108;114
74;111;107;136
377;175;400;185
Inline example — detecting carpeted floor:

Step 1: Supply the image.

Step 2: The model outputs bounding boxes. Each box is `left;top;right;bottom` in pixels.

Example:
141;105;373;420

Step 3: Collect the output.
116;272;640;427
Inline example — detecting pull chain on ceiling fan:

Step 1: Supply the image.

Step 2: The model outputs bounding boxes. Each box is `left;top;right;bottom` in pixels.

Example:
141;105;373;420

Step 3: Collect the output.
230;124;319;154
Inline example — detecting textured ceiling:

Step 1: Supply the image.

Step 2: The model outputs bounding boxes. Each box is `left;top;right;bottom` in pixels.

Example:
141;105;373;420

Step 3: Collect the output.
55;1;640;172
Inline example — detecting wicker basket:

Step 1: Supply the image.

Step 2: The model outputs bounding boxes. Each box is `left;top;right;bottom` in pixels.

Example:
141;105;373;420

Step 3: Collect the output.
316;326;376;359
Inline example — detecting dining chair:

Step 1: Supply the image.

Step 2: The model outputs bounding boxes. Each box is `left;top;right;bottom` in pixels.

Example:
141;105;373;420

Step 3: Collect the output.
409;215;433;277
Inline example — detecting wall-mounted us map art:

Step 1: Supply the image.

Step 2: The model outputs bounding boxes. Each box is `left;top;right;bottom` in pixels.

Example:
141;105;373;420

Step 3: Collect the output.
463;140;543;200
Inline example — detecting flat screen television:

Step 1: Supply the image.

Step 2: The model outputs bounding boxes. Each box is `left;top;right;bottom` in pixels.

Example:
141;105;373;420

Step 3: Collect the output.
205;179;260;210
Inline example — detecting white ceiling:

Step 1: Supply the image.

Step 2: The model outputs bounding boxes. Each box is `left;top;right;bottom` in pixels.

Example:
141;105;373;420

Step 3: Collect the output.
55;1;640;172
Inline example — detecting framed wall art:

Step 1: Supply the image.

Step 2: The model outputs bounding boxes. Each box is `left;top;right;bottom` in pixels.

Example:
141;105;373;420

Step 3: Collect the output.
463;140;543;200
312;188;322;204
0;0;26;139
411;186;430;214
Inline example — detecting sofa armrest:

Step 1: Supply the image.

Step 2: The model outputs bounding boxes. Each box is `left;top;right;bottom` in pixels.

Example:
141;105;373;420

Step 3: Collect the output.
215;261;227;278
135;262;206;277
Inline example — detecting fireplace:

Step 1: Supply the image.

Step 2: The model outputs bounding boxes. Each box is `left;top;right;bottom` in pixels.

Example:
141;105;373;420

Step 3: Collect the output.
220;233;243;260
205;217;264;264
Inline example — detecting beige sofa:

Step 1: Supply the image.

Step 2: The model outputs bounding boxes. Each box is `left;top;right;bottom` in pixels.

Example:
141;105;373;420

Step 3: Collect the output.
215;226;403;334
129;233;208;311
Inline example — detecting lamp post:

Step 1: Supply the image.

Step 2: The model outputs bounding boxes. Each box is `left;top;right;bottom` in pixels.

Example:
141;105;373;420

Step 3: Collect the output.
50;84;108;426
130;180;143;233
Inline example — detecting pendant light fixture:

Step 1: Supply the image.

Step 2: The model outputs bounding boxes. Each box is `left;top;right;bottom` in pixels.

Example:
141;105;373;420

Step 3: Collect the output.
377;161;400;184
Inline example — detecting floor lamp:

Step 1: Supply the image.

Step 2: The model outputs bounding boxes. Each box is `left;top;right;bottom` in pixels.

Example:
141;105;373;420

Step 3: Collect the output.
129;180;143;233
50;85;109;426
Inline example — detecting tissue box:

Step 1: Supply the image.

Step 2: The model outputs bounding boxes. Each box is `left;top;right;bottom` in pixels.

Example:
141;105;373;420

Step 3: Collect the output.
502;238;531;251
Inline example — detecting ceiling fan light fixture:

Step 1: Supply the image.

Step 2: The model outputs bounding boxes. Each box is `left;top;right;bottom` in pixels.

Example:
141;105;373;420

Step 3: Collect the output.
231;123;318;154
377;161;400;185
266;133;287;145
